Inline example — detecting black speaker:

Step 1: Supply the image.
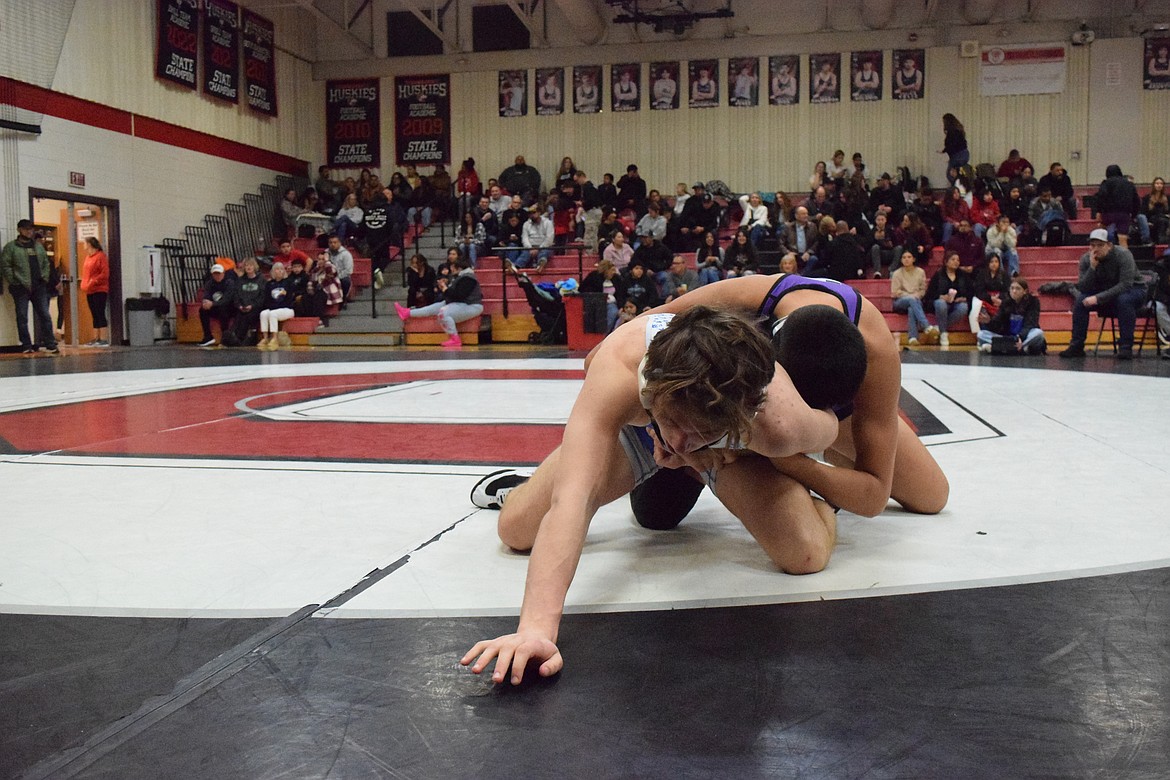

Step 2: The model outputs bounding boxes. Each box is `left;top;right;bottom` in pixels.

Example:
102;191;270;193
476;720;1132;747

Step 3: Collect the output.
387;10;443;58
472;5;530;52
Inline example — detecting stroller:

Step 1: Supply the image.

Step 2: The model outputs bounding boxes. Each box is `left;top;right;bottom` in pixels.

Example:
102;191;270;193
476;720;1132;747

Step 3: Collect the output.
514;272;567;345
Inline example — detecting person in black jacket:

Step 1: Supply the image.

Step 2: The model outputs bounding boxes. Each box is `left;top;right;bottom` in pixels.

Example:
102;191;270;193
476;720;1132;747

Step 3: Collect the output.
976;277;1046;354
1095;164;1142;247
395;254;483;349
620;262;659;312
925;251;973;347
818;220;865;281
197;262;236;347
1036;162;1077;219
580;259;627;332
228;257;266;346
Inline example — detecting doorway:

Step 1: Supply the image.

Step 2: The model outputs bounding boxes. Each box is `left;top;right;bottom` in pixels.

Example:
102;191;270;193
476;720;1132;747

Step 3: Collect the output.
29;190;123;346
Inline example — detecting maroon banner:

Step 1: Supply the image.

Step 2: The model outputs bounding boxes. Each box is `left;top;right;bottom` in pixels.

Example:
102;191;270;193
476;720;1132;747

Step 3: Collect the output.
156;0;199;89
203;0;239;103
396;75;450;166
326;79;379;167
241;9;277;116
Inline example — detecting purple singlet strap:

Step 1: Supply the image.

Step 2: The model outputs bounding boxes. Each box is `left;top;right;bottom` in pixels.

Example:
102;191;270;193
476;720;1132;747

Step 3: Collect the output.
757;273;863;325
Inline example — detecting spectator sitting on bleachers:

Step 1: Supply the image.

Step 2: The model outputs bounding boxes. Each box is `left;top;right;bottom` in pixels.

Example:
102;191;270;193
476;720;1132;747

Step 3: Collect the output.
738;192;772;246
1028;188;1068;246
827;150;848;190
817;220;865;281
1153;250;1170;348
314;166;340;214
404;164;422;190
299;187;320;215
867;173;905;225
838;180;872;235
455;158;481;221
603;230;633;269
940;186;971;244
321;234;354;302
617;164;648;216
677;192;721;251
1001;185;1029;231
996;149;1033;181
809;161;830;193
629;233;673;293
976;277;1046;355
890;249;936;346
581;259;627;332
984;214;1019;277
499;156;541;205
804;186;836;221
597;207;624;255
695;231;724;285
273;238;312;274
549;193;578;248
770;191;795;243
598;173;618;210
779;252;799;274
661;255;699;303
620;262;659;312
969;189;1001;239
634;202;667;248
1036;162;1075;218
500;194;528;228
613;298;639;331
723;228;759;278
257;262;296;350
197;262;236;348
406;253;437;308
395;254;483;349
969;253;1011;333
926;250;973;347
782;205;820;269
407;175;435;229
430;164;453;216
1095;164;1142;247
1141;177;1169;245
895;212;934;267
459;211;488;266
229;257;266;346
944;218;985;273
911;185;943;243
315;258;344;311
553;156;577;191
517;207;555;271
280;188;305;236
334;193;364;246
486;184;511;217
867;212;901;278
498;212;526;267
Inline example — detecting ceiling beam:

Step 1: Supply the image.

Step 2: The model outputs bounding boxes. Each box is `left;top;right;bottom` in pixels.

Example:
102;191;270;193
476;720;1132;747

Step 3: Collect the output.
288;0;374;56
502;0;548;47
393;0;458;51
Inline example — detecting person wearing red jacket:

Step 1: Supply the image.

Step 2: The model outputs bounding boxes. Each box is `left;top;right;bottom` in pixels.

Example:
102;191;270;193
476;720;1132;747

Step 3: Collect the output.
969;190;1001;239
81;236;110;347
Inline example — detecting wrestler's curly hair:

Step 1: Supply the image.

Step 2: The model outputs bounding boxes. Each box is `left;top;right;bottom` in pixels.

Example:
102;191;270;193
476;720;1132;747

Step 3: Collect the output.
641;306;774;447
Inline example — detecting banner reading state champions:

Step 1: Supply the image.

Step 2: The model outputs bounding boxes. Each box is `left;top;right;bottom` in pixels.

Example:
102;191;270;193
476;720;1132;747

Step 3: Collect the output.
395;74;451;166
326;79;380;167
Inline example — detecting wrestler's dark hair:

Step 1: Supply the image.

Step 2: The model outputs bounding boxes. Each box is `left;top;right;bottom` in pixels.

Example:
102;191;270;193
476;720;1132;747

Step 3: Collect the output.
772;304;868;410
642;306;774;447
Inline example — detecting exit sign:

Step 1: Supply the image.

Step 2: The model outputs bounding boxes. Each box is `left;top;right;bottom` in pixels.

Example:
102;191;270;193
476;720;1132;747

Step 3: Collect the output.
69;171;86;188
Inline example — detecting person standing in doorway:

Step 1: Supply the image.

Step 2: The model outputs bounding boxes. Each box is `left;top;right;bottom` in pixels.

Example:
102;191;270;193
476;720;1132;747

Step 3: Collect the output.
1;219;60;354
81;237;110;347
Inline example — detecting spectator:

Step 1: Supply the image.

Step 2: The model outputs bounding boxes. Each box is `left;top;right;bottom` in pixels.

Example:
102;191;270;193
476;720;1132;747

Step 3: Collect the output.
597;173;618;210
333;193;364;245
613;298;639;331
940;186;971;244
826;149;848;190
977;278;1047;355
634;201;667;246
926;250;972;347
364;188;408;288
395;254;484;349
969;189;1001;239
0;221;58;355
518;207;555;271
500;194;527;228
314;166;340;213
459;211;488;266
620;262;659;312
596;207;624;255
678;192;721;251
912;186;943;243
818;220;865;281
661;255;698;302
553;156;577;191
602;230;634;269
287;258;311;314
778;252;799;274
809;161;829;194
498;212;526;267
320;234;353;302
407;175;435;229
890;249;935;346
945;218;984;273
629;233;673;293
805;186;835;221
1095;164;1142;247
940;113;969;184
984;214;1020;277
575;170;604;252
694;231;724;285
499;155;541;204
996;150;1033;181
549;192;577;248
851;152;869;188
429;164;453;218
723;228;759;278
1036;162;1076;218
196;262;235;348
387;172;412;205
738;192;772;246
580;259;626;332
782;205;819;269
969;253;1011;333
1001;185;1030;231
1140;177;1169;245
404;164;422;190
867;172;904;224
229;257;266;345
1153;249;1170;348
487;184;511;216
257;262;296;350
867;212;901;278
771;191;795;243
671;182;691;219
455;158;482;220
406;253;437;308
280;187;305;235
1059;229;1148;359
617;164;648;216
1028;188;1068;246
273;238;313;274
80;236;110;347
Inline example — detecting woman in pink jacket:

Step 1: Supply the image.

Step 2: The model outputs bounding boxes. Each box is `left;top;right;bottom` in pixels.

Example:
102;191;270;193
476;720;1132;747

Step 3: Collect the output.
81;237;110;347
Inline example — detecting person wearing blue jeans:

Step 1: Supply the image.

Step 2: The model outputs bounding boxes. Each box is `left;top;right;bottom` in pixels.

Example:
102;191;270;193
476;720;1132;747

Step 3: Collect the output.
976;278;1047;354
926;251;972;347
394;256;483;349
1;219;59;354
889;250;936;345
1060;229;1148;360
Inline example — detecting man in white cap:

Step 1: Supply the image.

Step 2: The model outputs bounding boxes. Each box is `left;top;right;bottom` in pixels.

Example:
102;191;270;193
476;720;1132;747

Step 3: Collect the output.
1059;228;1148;360
197;263;236;347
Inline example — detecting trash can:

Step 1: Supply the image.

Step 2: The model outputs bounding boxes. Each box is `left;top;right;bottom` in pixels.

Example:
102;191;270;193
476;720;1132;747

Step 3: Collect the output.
126;297;160;347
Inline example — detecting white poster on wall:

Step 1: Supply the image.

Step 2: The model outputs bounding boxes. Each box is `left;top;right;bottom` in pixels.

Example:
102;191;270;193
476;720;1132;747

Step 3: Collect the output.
980;44;1066;96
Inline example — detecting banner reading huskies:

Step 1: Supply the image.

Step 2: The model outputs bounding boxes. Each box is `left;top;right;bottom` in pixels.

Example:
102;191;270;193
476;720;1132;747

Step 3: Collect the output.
326;80;379;168
241;9;277;116
395;75;450;166
202;0;239;103
156;0;199;89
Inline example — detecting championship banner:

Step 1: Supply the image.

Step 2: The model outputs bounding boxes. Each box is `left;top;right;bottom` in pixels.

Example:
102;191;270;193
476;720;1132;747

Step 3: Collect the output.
156;0;199;89
242;9;277;116
980;44;1066;96
326;79;380;168
395;75;450;166
203;0;239;103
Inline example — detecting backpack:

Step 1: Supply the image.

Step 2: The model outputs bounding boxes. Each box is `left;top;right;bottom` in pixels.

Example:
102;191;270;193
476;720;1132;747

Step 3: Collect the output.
974;162;997;180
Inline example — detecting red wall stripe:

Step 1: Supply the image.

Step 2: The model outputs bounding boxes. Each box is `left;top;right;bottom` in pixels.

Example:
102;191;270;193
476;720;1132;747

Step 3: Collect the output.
1;76;307;176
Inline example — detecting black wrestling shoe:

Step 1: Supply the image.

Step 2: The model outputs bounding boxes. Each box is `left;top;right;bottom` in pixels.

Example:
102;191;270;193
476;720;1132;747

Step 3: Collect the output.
470;469;531;510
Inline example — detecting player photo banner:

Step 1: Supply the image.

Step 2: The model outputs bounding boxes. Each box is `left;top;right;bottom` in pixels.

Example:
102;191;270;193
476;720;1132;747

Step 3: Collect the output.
728;57;759;107
768;56;799;105
649;62;680;110
202;0;239;103
156;0;199;89
611;64;640;112
851;50;882;101
326;79;379;168
689;59;719;108
499;70;527;117
241;9;277;115
572;66;602;113
892;49;925;99
535;68;564;116
395;75;450;166
810;53;841;104
1144;38;1170;90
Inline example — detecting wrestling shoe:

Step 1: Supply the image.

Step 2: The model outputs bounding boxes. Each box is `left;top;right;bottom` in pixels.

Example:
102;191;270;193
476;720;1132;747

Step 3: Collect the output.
471;469;531;510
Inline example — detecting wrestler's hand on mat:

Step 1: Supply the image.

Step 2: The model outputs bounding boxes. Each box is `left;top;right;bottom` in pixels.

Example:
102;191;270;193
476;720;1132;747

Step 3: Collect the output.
675;446;737;473
461;632;563;685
